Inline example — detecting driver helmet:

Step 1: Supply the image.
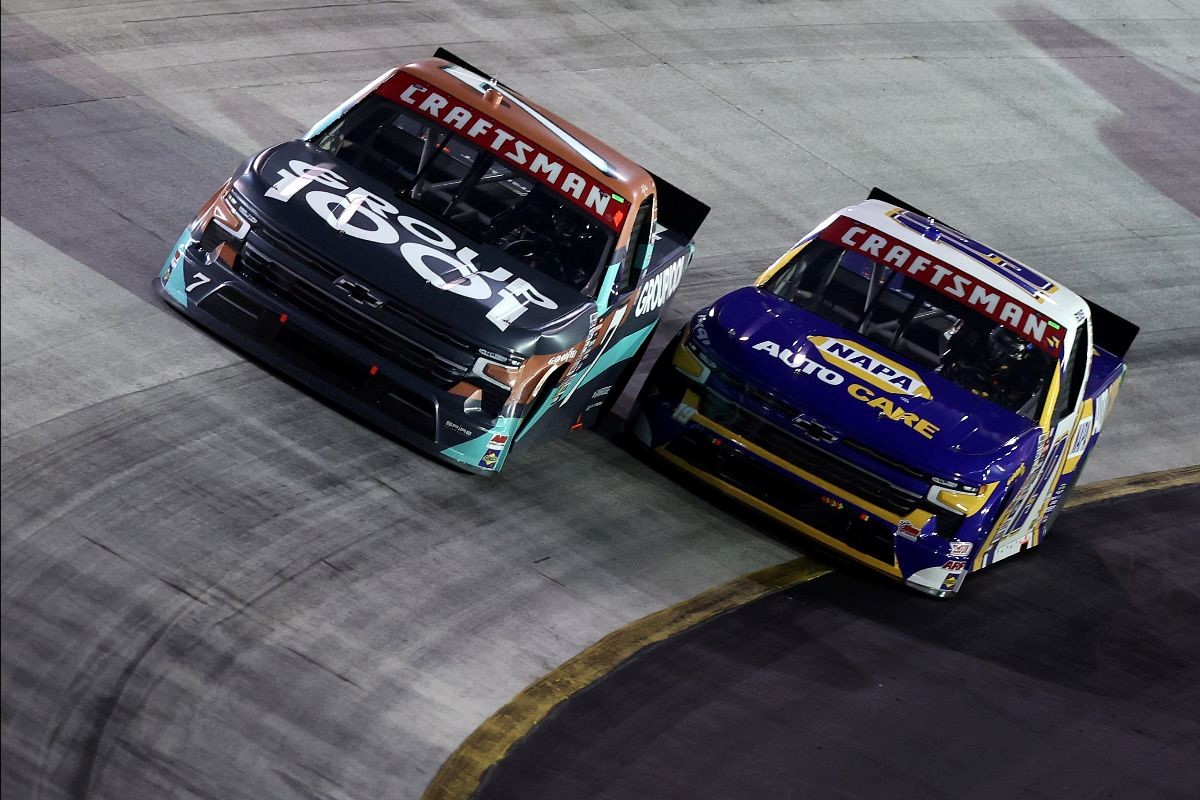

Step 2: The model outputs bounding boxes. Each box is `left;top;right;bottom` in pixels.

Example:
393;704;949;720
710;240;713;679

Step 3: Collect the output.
985;327;1033;369
550;204;596;242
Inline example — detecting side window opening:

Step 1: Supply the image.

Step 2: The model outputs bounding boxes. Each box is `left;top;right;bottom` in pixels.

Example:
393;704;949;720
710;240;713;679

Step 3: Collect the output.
1054;322;1089;423
618;199;654;295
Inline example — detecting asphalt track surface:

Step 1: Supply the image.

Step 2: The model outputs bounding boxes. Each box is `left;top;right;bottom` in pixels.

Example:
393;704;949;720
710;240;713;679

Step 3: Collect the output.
2;2;1198;799
474;483;1200;800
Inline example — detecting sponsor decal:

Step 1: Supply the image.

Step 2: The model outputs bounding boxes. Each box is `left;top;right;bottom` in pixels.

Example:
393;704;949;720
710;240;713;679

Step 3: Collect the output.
376;74;629;230
896;519;922;540
1067;416;1093;460
752;339;939;438
820;217;1062;355
752;341;844;385
1007;435;1067;537
265;160;558;331
949;541;973;558
478;433;509;470
444;420;473;436
940;574;960;591
672;402;697;424
809;336;931;398
1041;476;1070;532
589;385;612;399
547;348;579;368
557;312;601;405
1094;388;1110;434
846;383;940;439
992;532;1030;563
635;253;688;316
943;559;968;572
692;315;711;346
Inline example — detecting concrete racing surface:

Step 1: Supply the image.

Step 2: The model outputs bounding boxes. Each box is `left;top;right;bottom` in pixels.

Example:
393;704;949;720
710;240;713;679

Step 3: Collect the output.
2;1;1197;799
474;483;1200;800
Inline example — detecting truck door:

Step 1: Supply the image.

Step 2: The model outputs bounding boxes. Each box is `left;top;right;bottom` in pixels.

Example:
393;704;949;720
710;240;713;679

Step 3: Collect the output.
554;197;662;427
514;196;664;443
991;321;1093;560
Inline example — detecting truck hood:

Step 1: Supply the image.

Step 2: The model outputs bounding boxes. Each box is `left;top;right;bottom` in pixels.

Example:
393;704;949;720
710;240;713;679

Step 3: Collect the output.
230;140;594;354
699;287;1036;480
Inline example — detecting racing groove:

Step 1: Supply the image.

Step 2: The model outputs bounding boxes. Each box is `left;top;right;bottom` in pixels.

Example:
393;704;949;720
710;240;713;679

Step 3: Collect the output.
3;2;1199;799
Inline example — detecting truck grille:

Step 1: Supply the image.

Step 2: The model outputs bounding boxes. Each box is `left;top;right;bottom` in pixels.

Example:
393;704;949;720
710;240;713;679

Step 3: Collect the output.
235;243;473;388
699;389;923;516
197;285;437;440
713;373;929;482
253;225;480;353
666;433;897;565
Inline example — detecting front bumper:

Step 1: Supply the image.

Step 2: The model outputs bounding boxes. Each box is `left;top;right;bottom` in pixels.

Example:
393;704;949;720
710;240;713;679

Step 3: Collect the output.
633;357;979;596
157;227;518;474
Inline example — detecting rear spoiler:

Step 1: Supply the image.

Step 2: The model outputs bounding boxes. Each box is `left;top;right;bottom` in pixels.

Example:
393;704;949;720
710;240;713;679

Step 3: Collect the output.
650;171;710;241
1084;297;1139;358
869;188;1139;357
434;47;500;85
869;187;945;226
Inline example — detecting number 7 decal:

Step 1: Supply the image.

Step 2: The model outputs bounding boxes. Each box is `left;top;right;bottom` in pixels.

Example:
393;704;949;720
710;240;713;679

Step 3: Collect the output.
185;272;212;293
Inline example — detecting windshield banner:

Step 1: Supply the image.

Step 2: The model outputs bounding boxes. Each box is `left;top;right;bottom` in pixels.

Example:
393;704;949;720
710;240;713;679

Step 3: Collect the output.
375;73;629;232
819;217;1063;356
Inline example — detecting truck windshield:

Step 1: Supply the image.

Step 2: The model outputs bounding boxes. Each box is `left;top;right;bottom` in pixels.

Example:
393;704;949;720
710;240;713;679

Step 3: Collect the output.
312;96;613;293
764;239;1056;420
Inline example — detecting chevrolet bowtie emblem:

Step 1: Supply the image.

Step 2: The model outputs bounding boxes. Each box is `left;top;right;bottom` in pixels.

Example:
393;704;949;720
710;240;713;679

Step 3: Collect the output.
333;277;383;308
792;414;837;443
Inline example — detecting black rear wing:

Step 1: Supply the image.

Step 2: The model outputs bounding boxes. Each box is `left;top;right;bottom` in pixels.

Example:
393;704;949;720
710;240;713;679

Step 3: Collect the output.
1084;297;1139;358
650;171;710;241
869;187;942;225
434;47;498;84
868;187;1139;357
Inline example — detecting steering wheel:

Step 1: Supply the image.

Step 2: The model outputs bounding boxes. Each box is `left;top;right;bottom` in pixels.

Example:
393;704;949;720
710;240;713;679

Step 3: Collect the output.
501;237;554;264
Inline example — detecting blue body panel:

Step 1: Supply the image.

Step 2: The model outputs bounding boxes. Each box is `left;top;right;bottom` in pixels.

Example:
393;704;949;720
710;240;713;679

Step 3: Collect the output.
634;285;1124;596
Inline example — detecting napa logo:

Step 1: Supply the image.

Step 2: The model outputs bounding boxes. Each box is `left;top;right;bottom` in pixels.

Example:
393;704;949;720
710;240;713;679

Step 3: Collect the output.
809;337;931;399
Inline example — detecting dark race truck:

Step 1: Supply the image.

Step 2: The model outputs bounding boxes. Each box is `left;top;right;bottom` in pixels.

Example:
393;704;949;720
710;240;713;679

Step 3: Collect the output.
158;50;708;473
632;191;1137;596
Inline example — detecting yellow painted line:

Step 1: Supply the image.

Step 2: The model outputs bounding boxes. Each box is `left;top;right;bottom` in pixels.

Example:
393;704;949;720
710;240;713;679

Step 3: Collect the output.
420;556;830;800
1064;464;1199;508
421;464;1199;800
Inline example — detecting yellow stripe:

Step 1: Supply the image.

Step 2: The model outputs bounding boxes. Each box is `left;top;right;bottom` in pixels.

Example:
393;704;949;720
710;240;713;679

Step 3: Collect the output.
972;463;1026;571
689;413;915;526
420;556;830;800
421;465;1198;800
658;447;905;578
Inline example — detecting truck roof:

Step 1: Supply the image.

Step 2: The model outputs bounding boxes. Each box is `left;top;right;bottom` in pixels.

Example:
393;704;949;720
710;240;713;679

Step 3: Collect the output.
837;199;1088;354
374;57;655;231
